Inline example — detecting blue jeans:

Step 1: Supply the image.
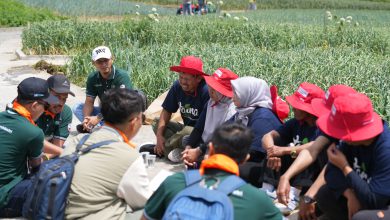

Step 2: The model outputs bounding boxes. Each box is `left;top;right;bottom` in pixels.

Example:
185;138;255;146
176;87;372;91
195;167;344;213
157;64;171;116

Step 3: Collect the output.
0;175;35;218
72;103;101;123
183;3;191;15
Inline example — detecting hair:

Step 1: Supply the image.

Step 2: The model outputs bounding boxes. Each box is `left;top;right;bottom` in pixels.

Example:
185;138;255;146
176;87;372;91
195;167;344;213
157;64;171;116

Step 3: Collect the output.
210;123;253;163
100;88;143;124
16;97;32;105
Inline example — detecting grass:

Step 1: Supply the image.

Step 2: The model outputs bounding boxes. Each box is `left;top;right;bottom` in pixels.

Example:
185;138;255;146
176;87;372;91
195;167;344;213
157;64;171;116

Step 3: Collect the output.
21;9;390;120
0;0;65;27
22;14;389;55
127;0;390;10
18;0;176;16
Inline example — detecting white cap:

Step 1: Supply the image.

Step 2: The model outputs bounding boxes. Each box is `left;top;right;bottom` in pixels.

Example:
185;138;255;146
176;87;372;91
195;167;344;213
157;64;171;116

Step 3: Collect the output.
92;46;112;61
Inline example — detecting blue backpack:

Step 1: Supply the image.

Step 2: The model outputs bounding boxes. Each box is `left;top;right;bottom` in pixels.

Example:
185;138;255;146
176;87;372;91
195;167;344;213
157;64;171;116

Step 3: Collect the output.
162;170;246;220
22;134;116;220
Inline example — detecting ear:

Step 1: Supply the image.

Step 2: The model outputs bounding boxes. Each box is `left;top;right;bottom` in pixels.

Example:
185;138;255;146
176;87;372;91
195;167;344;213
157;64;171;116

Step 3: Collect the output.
208;142;215;156
30;101;40;111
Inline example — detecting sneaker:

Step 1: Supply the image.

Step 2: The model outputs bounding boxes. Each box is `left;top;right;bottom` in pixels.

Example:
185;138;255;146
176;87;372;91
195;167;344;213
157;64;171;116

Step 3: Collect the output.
139;143;156;155
167;148;184;163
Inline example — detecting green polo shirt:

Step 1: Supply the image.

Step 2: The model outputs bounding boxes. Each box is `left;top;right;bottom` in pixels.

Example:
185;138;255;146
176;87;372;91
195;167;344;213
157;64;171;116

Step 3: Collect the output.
0;108;44;207
86;66;133;99
36;104;72;141
144;170;282;220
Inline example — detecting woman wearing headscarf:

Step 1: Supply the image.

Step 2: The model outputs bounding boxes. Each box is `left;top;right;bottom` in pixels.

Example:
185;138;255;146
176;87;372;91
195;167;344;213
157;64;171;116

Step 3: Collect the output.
180;68;238;167
230;76;282;187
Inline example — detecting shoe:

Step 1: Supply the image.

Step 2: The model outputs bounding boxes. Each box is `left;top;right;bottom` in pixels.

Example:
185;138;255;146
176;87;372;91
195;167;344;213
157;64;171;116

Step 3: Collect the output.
167;148;183;163
139;143;156;155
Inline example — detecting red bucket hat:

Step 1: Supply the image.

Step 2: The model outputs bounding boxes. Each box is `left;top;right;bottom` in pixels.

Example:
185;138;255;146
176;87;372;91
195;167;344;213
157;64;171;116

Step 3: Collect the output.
285;82;325;116
317;93;383;142
311;84;357;117
204;68;238;97
169;56;207;76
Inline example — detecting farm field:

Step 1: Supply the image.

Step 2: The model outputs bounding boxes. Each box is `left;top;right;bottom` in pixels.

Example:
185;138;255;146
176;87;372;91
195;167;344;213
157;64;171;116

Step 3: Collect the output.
0;0;65;27
14;1;390;120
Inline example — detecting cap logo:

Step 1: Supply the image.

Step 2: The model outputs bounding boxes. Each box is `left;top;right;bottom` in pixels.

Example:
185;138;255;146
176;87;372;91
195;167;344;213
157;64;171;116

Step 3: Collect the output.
120;84;125;89
331;104;337;116
34;93;45;97
214;69;223;79
95;48;106;54
297;87;308;98
62;80;69;86
325;91;330;100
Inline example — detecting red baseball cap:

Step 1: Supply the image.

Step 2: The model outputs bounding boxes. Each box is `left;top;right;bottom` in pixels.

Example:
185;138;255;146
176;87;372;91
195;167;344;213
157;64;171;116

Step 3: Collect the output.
311;84;357;117
204;68;238;97
169;56;207;76
285;82;325;115
317;93;383;142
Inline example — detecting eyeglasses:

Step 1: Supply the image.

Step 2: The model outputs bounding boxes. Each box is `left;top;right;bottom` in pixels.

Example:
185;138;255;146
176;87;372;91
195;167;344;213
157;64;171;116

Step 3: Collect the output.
36;100;50;111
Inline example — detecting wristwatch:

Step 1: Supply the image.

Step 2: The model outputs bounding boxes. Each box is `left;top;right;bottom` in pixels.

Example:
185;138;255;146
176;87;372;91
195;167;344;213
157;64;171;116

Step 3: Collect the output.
290;148;297;159
97;113;104;121
303;195;316;204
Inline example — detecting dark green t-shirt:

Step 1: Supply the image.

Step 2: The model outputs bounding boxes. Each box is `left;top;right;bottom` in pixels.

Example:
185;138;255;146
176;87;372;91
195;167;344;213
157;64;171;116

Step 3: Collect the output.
144;170;282;220
86;66;133;99
0;108;44;207
36;104;72;141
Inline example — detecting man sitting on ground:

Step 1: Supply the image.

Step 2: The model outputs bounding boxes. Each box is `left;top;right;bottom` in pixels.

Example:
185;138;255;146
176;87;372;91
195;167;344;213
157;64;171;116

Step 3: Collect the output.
73;46;133;132
142;123;282;220
141;56;209;162
62;88;151;220
262;82;324;190
0;77;58;217
316;93;390;220
36;74;75;158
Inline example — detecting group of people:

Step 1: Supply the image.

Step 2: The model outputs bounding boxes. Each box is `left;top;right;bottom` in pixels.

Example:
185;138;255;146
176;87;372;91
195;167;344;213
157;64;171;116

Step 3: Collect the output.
0;45;389;220
178;0;208;15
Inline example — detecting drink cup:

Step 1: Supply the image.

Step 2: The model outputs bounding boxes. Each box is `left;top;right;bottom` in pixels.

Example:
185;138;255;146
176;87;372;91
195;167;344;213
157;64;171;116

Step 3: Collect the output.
147;154;156;168
140;152;150;167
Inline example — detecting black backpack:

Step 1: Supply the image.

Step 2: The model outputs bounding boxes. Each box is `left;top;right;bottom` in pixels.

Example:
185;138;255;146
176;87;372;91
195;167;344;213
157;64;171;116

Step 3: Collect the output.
23;134;116;220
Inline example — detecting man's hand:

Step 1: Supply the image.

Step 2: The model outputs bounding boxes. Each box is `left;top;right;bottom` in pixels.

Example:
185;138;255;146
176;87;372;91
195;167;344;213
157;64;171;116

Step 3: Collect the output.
277;175;291;205
154;135;165;156
267;145;286;157
267;156;282;171
327;144;348;170
182;146;202;167
298;199;317;220
82;116;100;132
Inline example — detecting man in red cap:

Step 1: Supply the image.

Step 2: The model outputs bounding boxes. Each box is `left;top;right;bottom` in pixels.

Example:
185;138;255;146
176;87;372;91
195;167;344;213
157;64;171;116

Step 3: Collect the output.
276;84;357;219
181;68;238;166
262;82;324;194
315;93;390;220
140;56;210;161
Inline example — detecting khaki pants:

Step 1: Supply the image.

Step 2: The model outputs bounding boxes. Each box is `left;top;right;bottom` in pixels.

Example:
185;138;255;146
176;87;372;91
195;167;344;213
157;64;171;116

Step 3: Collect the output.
152;118;193;156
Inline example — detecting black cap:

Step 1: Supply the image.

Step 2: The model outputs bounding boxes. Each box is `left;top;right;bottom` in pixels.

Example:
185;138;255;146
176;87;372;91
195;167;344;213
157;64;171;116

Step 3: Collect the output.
47;74;75;96
17;77;59;104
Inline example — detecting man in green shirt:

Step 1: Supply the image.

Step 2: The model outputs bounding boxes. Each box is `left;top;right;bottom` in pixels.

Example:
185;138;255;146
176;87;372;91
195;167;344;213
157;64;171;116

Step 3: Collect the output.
0;77;58;217
73;46;133;132
36;74;75;158
142;123;282;220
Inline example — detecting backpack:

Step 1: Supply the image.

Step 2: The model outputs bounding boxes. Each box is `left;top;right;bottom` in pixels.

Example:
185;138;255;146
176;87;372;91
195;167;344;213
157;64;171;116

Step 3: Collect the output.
162;170;246;220
22;134;116;220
